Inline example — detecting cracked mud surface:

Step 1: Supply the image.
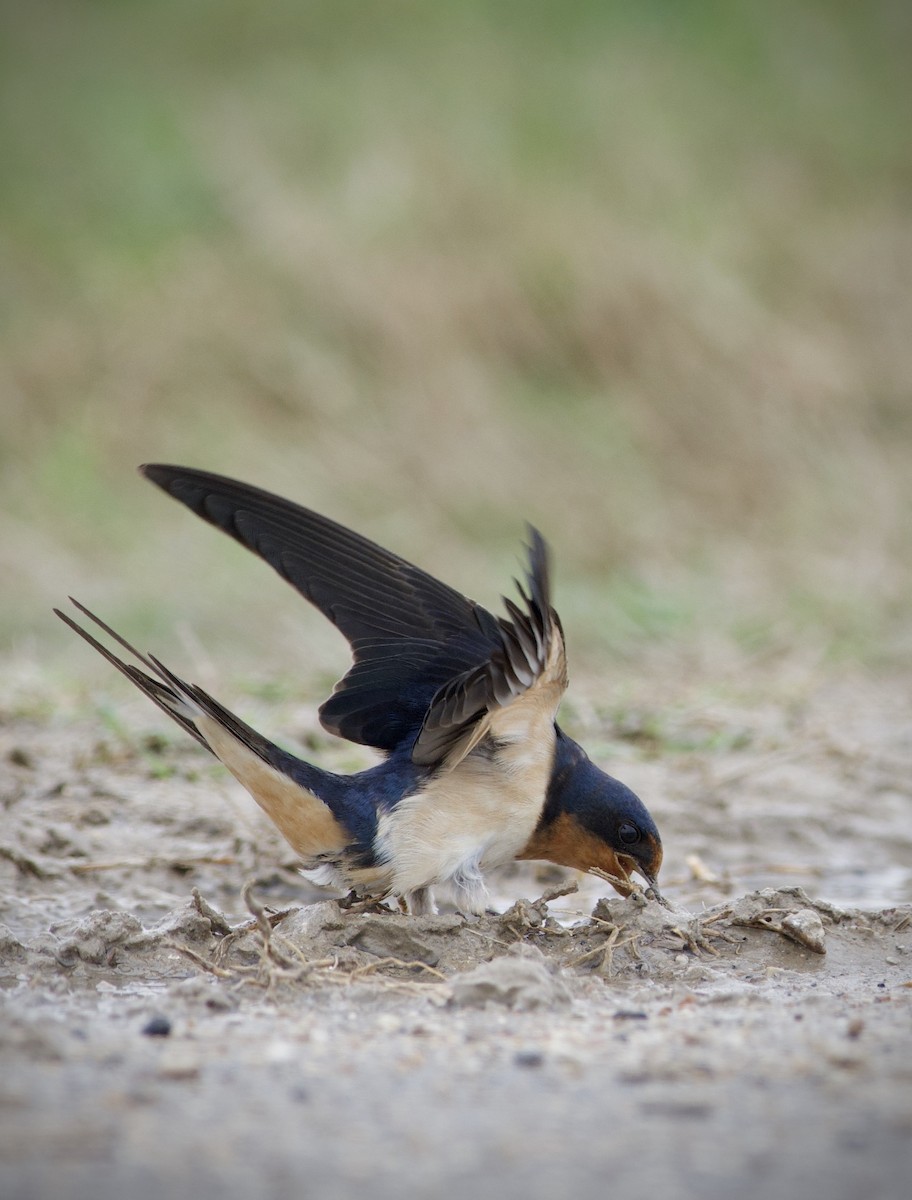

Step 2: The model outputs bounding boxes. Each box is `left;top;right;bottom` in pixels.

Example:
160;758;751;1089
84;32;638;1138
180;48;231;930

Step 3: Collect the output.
1;665;911;1200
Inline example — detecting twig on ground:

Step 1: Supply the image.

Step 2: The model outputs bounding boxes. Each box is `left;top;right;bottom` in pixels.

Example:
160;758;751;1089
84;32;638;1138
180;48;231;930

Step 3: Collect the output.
167;940;247;980
348;956;448;982
537;880;580;904
70;854;236;875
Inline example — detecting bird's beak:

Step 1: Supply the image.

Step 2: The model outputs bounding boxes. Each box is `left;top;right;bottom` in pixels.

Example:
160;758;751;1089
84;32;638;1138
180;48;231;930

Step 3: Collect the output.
640;871;670;909
588;857;669;907
619;853;668;907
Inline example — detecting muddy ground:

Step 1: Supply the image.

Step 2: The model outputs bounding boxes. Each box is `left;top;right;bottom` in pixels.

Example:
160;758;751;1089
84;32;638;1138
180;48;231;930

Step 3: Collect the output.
1;661;911;1200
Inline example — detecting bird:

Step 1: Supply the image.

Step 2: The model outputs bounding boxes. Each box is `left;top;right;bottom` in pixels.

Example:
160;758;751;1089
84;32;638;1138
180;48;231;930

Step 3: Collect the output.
56;464;663;914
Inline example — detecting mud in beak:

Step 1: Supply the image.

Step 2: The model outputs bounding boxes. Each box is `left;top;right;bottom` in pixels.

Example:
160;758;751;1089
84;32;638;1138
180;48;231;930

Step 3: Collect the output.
588;856;669;907
617;855;669;908
640;870;670;908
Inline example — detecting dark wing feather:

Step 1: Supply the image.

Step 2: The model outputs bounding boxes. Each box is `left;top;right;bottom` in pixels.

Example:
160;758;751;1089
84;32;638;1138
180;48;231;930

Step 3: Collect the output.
141;465;504;753
140;466;566;768
412;528;568;766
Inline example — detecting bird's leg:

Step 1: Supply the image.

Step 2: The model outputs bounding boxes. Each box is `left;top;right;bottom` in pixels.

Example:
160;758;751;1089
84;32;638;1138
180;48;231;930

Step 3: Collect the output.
403;887;436;916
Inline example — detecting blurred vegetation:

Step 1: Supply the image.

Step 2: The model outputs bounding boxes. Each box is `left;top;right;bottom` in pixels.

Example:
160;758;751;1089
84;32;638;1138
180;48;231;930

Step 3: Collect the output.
2;0;911;682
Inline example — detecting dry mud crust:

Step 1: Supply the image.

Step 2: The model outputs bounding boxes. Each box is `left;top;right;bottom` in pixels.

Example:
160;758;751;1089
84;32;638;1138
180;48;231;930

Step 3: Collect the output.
153;883;911;993
1;885;911;1200
2;669;912;1199
2;883;907;995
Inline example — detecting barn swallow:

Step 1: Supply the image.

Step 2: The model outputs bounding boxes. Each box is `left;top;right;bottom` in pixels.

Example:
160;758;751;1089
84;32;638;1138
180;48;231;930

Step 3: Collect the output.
56;465;663;914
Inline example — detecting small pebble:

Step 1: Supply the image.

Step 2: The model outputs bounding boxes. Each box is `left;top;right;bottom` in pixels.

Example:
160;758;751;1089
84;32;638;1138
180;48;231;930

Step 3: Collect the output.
142;1016;172;1038
514;1050;545;1069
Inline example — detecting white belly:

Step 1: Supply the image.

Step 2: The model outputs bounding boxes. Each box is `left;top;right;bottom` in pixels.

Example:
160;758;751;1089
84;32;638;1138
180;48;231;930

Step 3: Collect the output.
375;736;553;910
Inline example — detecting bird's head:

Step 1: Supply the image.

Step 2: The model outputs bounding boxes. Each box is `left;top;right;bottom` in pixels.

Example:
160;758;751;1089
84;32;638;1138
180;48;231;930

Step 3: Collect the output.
518;735;663;899
579;769;664;897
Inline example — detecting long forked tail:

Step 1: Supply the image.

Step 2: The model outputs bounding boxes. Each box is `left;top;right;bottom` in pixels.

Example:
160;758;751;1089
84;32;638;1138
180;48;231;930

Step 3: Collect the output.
54;599;278;768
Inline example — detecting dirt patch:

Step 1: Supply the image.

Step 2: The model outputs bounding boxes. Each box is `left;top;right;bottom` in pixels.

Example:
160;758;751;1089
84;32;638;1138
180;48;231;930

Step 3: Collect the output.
1;667;911;1200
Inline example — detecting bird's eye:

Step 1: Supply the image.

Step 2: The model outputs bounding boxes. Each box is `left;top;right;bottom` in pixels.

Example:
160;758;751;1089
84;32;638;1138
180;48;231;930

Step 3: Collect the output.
618;822;641;845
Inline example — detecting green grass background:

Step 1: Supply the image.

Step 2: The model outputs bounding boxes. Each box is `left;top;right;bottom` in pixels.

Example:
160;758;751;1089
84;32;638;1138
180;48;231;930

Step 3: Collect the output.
2;0;910;686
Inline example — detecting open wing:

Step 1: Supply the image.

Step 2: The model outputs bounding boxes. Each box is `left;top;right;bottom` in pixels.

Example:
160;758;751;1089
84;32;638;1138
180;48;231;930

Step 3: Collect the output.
411;528;567;766
141;465;567;765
